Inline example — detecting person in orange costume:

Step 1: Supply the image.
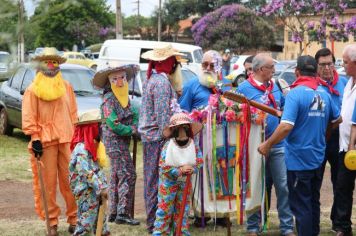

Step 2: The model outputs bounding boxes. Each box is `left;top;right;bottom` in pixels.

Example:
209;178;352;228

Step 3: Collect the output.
22;47;78;236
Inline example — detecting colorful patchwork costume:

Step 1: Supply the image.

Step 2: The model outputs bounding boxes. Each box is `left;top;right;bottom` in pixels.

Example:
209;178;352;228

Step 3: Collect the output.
94;64;140;224
69;143;109;236
153;112;204;236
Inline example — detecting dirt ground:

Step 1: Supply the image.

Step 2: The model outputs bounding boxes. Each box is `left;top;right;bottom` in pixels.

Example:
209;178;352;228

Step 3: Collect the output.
0;167;353;221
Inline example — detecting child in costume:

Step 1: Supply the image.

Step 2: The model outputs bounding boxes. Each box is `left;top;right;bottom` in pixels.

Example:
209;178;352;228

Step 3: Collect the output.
93;63;140;225
69;109;110;236
153;112;203;236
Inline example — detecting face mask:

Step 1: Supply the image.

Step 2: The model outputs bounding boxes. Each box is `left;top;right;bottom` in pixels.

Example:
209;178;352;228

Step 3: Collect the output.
111;82;129;108
32;71;66;101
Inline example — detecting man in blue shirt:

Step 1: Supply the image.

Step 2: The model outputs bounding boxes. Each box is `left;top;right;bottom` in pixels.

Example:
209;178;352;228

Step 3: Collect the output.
179;50;222;112
237;53;294;236
258;56;342;236
314;48;347;230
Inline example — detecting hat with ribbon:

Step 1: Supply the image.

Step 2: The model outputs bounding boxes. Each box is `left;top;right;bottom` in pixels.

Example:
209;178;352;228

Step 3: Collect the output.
141;43;184;62
93;62;139;88
163;112;203;138
32;47;66;64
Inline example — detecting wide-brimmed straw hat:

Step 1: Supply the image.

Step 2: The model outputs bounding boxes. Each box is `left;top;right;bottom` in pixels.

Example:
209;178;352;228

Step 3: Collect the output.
163;113;203;138
93;62;139;88
141;43;184;62
76;109;104;125
32;47;66;64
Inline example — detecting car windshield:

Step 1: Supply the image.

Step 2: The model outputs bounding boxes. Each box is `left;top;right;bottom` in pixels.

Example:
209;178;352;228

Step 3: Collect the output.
0;54;10;63
61;68;99;96
280;71;296;85
193;49;203;63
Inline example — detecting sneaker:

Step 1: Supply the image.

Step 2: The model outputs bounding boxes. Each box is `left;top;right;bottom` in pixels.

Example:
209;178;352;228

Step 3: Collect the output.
68;224;76;234
115;214;140;226
108;214;116;223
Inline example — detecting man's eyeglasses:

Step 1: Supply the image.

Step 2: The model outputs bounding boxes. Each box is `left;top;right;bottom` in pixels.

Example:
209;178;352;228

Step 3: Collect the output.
318;62;334;68
202;62;215;70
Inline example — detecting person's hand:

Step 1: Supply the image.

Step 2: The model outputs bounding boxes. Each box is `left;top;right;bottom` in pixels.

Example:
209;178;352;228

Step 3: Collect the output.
180;165;194;175
32;140;43;159
100;189;108;200
258;141;271;156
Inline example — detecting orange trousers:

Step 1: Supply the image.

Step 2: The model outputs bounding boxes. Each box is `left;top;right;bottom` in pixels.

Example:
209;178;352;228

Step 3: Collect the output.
30;142;77;227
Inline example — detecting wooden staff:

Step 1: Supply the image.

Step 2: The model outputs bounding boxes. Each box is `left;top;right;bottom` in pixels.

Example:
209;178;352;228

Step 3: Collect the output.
36;157;51;236
96;199;107;236
223;91;282;117
131;135;138;218
176;174;191;236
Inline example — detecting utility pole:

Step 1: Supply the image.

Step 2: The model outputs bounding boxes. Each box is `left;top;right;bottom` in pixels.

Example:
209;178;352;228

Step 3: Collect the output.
133;0;140;31
18;0;24;62
116;0;123;39
158;0;162;41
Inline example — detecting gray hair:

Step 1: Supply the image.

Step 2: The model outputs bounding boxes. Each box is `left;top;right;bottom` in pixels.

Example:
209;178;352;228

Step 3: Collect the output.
343;44;356;62
202;50;222;73
252;53;270;72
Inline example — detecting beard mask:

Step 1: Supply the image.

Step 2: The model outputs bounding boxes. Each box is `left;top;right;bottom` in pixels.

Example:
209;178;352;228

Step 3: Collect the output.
198;69;218;88
111;82;129;108
32;71;66;101
168;64;183;93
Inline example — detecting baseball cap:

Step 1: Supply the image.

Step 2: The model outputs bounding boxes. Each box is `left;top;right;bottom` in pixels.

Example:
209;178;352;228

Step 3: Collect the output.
225;49;230;53
296;55;317;73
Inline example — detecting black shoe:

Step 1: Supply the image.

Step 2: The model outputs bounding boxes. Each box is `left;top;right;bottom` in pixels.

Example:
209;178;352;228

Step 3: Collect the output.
115;214;140;226
108;214;116;223
193;216;211;227
68;224;76;234
215;217;232;227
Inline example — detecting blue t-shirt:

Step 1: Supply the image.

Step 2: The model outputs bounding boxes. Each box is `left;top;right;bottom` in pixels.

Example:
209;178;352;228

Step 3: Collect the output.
179;77;212;112
318;75;347;108
352;99;356;124
237;80;285;148
281;85;340;171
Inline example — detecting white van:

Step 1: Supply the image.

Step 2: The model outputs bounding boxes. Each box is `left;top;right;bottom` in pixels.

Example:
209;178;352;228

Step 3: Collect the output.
97;39;203;74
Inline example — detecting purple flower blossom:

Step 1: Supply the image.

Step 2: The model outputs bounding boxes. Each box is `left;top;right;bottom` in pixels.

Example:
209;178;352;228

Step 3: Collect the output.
291;32;303;43
307;21;315;30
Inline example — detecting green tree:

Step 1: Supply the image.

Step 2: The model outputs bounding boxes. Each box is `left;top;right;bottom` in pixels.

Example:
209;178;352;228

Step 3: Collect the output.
123;15;155;40
29;0;114;50
0;0;20;51
192;4;275;54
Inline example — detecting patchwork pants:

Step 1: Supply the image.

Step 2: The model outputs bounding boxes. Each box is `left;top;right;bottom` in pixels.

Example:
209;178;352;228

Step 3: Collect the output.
143;140;165;231
108;148;136;217
73;189;109;235
153;178;191;236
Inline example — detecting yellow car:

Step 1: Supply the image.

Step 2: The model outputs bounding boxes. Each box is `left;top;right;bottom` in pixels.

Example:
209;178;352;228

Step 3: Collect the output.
62;52;97;70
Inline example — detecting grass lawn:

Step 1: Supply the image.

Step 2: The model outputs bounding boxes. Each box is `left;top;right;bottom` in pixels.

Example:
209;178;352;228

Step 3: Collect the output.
0;129;354;235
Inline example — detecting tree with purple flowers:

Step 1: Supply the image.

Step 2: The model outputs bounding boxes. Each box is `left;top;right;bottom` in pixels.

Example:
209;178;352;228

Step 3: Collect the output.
191;4;275;54
259;0;355;56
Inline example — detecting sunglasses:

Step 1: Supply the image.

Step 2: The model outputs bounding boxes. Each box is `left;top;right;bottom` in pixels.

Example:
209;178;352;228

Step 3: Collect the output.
202;62;215;70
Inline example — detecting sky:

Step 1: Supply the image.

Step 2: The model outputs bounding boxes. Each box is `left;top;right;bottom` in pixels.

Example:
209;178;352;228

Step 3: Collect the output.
24;0;159;17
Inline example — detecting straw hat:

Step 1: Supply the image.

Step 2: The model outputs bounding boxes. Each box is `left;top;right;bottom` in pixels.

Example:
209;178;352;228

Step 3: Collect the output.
141;43;184;61
76;109;104;125
163;113;203;138
345;150;356;170
93;63;139;88
32;47;66;64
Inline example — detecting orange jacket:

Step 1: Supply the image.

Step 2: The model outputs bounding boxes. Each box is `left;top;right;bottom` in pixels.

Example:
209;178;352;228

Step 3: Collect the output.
22;80;78;148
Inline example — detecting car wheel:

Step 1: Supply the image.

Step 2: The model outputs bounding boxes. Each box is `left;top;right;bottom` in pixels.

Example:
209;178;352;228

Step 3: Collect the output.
90;64;97;70
233;75;246;87
0;107;13;136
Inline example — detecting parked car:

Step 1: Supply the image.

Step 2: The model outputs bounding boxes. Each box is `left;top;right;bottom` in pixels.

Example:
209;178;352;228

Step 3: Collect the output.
63;52;97;70
128;64;198;111
0;51;15;81
274;60;296;78
0;63;102;135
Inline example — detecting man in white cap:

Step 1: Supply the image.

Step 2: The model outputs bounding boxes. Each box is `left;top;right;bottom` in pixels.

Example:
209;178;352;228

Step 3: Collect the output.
138;43;184;233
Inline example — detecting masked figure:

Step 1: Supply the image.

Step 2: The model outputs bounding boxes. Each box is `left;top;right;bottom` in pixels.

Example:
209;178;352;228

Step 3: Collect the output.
22;47;78;236
153;112;203;236
93;63;140;226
